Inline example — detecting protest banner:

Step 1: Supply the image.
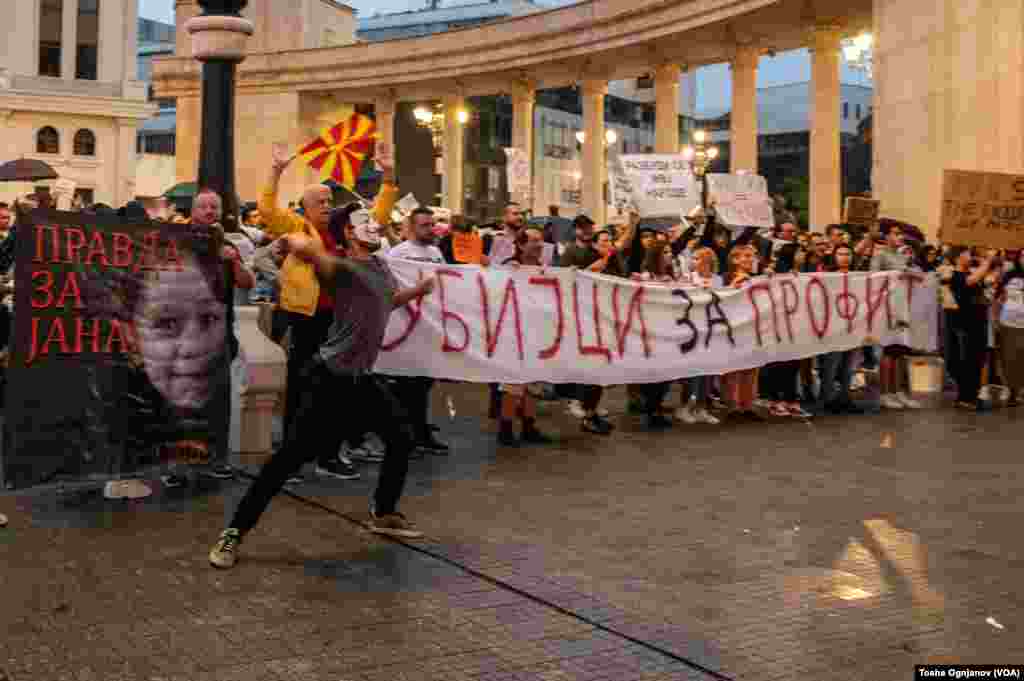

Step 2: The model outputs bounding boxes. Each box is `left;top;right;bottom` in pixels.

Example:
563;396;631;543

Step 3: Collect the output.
2;210;233;489
374;258;939;386
940;169;1024;249
617;155;700;218
705;173;773;229
843;196;880;230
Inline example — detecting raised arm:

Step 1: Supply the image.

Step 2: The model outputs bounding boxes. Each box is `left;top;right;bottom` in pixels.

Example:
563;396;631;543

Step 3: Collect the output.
371;146;399;227
258;150;307;238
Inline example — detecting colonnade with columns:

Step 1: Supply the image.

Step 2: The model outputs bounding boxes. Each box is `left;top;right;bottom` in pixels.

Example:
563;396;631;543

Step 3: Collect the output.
369;28;844;229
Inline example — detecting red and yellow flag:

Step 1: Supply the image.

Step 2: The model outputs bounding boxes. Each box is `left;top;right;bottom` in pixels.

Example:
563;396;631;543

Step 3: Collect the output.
298;113;377;188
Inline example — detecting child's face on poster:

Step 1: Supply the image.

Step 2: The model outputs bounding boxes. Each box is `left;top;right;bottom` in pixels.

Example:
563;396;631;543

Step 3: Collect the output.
133;259;227;410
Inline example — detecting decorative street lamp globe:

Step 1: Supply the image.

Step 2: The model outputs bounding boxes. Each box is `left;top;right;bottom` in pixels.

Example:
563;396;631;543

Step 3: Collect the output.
456;109;469;125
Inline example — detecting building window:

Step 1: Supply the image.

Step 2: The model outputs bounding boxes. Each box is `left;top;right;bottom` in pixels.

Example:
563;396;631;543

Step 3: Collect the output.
76;0;99;80
73;129;96;156
37;126;60;154
73;188;94;208
39;0;63;77
855;103;862;120
843;102;849;119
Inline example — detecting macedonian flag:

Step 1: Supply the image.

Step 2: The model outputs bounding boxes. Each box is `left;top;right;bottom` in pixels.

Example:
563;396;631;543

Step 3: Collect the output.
298;113;378;188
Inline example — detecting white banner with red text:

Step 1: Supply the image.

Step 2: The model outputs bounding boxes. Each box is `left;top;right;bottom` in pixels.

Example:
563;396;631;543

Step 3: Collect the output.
374;258;940;385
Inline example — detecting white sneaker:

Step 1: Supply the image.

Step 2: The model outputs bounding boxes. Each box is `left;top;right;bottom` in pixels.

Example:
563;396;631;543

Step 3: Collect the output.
695;408;720;425
595;406;610;418
566;400;587;419
851;372;867;391
674;404;698;424
896;392;922;409
978;385;992;402
880;393;905;410
753;399;771;409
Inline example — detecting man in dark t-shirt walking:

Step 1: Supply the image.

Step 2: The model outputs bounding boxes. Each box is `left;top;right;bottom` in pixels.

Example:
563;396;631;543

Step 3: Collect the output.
209;210;435;569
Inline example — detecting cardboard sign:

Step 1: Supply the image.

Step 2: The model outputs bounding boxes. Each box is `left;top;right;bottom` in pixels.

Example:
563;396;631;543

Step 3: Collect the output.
608;161;638;214
4;211;233;488
705;174;773;229
395;193;420;216
617;155;701;218
940;169;1024;249
452;232;483;264
844;196;880;229
504;147;531;195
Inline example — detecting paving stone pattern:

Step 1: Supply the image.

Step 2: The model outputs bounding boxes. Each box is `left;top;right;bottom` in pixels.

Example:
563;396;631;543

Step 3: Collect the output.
1;383;1022;681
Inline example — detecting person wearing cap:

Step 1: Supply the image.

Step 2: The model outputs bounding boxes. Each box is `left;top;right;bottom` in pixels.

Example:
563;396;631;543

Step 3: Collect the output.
209;209;436;569
259;149;398;480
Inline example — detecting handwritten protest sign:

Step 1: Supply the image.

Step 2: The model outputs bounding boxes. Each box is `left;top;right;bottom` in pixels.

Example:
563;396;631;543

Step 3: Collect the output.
375;259;939;385
452;232;484;264
940;169;1024;249
608;161;638;213
617;155;700;218
4;211;233;488
705;174;773;229
843;196;880;230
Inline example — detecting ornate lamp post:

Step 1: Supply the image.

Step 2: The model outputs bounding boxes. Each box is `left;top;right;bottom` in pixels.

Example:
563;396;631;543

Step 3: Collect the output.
187;0;254;226
681;129;719;214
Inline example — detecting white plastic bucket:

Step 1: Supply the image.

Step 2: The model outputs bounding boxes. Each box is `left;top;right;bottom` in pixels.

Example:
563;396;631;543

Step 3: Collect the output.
909;357;944;394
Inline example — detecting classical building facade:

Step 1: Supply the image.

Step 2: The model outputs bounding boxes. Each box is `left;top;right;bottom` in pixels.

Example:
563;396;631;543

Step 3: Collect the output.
0;0;156;207
156;0;1024;239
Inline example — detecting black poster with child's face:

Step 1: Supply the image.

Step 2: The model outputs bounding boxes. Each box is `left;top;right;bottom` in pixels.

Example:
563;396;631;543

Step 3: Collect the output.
2;210;232;489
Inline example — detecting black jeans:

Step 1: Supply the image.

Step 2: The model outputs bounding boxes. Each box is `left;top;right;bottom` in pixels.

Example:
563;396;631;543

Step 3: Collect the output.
762;360;800;402
283;309;334;451
954;319;988;404
641;383;671;415
389;376;435;442
230;363;414;535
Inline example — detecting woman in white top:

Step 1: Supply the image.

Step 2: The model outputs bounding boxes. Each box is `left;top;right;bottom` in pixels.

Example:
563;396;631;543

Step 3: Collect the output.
675;247;723;425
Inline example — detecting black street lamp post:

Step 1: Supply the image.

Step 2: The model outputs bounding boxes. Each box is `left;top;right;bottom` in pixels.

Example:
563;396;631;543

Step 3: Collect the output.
189;0;254;226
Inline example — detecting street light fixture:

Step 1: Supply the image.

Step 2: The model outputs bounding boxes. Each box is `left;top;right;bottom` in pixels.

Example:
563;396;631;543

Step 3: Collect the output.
681;128;719;214
414;103;470;149
575;129;618;146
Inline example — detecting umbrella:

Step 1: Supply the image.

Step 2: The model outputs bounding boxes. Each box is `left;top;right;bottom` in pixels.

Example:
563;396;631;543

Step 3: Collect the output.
0;158;58;182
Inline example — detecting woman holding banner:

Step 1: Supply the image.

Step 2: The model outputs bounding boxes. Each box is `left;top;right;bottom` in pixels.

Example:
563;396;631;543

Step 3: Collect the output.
721;245;766;422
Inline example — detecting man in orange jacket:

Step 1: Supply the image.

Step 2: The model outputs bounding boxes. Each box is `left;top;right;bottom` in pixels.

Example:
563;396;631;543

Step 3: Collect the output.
259;148;398;480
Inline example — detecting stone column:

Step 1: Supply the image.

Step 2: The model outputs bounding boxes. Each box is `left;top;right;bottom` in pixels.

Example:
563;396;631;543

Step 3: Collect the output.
61;0;78;80
187;1;255;225
113;118;138;206
374;94;396;169
809;27;842;229
730;45;760;173
653;64;681;154
511;81;535;210
442;94;465;213
580;79;607;226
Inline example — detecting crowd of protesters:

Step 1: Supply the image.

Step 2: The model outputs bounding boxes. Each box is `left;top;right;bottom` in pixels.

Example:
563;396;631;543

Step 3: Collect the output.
1;164;1023;566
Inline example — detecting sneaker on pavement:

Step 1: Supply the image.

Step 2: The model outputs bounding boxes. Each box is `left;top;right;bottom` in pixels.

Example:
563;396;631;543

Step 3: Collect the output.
695;408;720;425
0;512;7;527
647;413;673;430
285;473;304;485
581;415;613;435
753;399;771;409
521;428;553;445
595;406;610;418
497;430;520;447
342;442;382;464
566;399;587;419
369;512;423;539
160;473;188;488
788;403;813;419
315;457;360;480
202;464;235;480
675;404;699;425
880;393;905;410
769;402;791;418
209;528;242;569
896;392;922;409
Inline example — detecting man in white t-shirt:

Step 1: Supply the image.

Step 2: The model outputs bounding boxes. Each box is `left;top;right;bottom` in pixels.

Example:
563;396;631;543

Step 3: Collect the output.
386;207;449;455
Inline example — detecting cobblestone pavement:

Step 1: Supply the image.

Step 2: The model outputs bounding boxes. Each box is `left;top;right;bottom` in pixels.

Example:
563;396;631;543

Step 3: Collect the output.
1;383;1022;681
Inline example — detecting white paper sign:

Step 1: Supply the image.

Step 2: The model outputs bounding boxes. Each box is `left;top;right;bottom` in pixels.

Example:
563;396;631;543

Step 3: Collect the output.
374;260;940;385
617;155;700;218
706;173;774;229
608;161;639;213
503;147;532;195
395;193;420;215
